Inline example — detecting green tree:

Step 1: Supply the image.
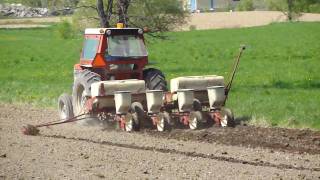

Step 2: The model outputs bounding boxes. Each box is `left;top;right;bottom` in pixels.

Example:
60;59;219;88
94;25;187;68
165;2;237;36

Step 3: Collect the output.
236;0;254;11
128;0;187;32
56;20;75;39
267;0;320;20
72;0;188;33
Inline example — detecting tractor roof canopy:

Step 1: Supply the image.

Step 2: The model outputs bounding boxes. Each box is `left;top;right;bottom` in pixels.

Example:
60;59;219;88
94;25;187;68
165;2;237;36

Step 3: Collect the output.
85;28;144;36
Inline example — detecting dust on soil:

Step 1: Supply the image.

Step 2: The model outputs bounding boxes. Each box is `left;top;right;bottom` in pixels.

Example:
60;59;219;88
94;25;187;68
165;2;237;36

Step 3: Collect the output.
0;104;319;179
145;125;320;155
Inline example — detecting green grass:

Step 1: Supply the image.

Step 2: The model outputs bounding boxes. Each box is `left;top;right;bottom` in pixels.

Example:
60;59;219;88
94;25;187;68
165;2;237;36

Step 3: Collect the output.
0;27;80;106
0;22;319;129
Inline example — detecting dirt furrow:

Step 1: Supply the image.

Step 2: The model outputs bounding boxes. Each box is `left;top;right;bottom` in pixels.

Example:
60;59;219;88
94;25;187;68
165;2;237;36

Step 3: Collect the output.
40;134;320;172
141;126;320;155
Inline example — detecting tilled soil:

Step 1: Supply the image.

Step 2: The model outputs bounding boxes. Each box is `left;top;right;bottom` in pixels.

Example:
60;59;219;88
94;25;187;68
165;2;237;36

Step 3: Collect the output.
145;126;320;155
0;104;319;179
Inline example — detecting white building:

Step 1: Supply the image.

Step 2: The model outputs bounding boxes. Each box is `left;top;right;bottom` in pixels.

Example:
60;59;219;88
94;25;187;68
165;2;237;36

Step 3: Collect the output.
183;0;240;12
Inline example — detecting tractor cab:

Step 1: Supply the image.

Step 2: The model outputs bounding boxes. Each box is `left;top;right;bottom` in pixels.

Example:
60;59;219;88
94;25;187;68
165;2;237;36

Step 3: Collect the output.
77;26;148;80
105;29;147;60
74;24;167;91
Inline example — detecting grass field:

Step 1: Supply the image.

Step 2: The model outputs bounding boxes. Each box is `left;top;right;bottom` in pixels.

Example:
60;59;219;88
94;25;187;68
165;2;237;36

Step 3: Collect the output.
0;22;319;129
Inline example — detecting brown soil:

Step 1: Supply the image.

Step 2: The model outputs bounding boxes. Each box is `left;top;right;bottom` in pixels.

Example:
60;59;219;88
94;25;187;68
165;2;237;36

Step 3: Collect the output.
145;126;320;155
0;104;320;179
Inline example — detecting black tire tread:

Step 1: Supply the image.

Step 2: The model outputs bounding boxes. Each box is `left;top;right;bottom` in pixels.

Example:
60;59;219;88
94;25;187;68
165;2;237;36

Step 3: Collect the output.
143;68;168;91
73;69;101;97
72;69;101;116
58;93;74;120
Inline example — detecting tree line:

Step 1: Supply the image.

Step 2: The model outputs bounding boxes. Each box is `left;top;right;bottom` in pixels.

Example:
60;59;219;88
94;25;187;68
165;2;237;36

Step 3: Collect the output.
1;0;319;31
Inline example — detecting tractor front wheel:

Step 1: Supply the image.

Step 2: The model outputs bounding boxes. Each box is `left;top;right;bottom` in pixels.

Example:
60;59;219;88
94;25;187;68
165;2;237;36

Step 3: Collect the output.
58;93;74;120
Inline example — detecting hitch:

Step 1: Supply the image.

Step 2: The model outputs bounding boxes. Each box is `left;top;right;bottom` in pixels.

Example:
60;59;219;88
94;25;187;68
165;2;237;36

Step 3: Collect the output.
21;113;87;136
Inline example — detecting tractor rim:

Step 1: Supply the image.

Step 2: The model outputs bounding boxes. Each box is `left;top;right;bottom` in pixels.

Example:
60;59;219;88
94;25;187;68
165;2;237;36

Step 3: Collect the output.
76;87;86;115
60;104;67;120
80;91;86;111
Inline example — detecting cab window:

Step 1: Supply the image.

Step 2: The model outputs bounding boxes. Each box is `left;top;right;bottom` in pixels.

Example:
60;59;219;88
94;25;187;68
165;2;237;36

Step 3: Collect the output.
82;38;99;60
107;35;147;57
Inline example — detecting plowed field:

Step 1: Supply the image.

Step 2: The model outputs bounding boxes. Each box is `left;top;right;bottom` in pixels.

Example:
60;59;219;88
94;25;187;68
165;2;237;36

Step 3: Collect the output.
0;104;319;179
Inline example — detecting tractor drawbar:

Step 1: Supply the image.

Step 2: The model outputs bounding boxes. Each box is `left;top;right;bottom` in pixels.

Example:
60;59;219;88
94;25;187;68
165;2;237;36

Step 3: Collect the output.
21;113;86;136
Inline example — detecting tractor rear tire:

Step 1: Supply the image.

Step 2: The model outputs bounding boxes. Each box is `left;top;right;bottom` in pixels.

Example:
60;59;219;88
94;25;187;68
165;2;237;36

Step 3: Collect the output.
143;68;168;91
72;69;101;125
58;93;74;120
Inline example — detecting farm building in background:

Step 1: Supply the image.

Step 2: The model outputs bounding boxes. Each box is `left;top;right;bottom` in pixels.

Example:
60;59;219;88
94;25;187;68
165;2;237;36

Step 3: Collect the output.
182;0;240;12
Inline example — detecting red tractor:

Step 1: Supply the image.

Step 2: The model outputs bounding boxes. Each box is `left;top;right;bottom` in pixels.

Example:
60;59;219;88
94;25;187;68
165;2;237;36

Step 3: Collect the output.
58;25;167;127
57;24;244;132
